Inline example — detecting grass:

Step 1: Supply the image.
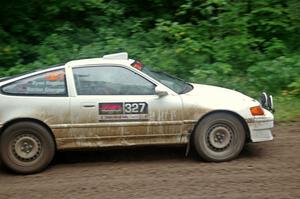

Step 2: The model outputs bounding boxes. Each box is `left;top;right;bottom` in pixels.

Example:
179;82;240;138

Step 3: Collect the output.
274;95;300;122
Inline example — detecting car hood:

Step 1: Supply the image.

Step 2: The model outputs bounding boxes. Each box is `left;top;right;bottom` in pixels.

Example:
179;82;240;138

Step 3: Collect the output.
182;83;260;111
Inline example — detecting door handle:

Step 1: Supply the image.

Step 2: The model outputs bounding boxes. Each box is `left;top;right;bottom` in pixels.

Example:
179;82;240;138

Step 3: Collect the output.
80;102;96;108
82;105;95;108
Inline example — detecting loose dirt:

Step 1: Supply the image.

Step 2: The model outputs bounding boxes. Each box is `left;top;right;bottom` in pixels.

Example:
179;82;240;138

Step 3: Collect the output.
0;122;299;199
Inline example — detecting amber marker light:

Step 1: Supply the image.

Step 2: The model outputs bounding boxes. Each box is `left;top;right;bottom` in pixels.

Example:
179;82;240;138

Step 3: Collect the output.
250;106;265;116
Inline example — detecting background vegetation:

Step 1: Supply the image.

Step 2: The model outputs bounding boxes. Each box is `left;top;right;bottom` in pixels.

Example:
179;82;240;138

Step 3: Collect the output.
0;0;299;120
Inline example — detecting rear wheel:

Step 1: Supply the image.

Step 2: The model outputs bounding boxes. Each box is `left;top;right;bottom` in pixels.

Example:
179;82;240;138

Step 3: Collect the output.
0;122;55;174
193;113;246;162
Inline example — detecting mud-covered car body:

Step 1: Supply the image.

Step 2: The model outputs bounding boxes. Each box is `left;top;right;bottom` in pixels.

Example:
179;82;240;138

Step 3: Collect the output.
0;52;273;173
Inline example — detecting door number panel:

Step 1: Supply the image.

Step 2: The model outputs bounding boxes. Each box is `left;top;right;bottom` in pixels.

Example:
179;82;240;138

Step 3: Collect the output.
124;102;147;114
98;102;148;121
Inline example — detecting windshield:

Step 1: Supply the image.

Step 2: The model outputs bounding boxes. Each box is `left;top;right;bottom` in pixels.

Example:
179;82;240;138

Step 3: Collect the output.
141;66;193;94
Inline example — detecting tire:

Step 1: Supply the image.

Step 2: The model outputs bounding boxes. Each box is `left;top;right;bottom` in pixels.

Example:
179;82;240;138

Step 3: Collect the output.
0;122;55;174
193;112;246;162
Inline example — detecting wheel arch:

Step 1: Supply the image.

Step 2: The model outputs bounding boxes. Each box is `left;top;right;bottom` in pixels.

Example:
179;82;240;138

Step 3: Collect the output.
192;110;251;142
0;118;57;150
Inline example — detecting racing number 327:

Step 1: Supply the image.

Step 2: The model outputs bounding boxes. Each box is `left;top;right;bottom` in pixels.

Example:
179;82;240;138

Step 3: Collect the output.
124;102;148;114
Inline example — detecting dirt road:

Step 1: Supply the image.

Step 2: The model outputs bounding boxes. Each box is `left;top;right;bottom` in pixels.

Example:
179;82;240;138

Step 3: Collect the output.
0;122;299;199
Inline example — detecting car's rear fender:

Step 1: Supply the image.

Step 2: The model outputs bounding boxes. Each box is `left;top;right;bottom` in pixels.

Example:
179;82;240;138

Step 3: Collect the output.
0;118;57;150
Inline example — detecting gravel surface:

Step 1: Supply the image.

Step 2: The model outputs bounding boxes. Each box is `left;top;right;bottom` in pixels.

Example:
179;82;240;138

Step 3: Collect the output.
0;122;299;199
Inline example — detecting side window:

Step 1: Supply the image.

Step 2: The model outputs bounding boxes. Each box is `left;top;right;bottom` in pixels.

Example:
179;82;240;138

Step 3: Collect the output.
73;66;156;95
1;70;67;96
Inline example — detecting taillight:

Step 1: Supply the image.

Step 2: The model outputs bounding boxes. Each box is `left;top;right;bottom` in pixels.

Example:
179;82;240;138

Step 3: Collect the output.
250;106;265;116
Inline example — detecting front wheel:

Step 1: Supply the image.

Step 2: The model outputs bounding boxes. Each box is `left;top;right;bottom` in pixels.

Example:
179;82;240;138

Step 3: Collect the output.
193;113;246;162
0;122;55;174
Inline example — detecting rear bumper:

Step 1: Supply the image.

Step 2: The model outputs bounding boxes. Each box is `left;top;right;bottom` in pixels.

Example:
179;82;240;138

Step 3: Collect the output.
247;111;274;142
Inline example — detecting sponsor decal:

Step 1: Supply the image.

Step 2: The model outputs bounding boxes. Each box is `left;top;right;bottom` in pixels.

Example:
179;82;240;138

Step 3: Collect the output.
99;103;123;115
99;114;149;121
99;102;148;121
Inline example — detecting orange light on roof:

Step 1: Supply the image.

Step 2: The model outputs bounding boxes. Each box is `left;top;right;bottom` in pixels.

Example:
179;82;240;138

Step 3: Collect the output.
250;106;264;116
131;61;143;70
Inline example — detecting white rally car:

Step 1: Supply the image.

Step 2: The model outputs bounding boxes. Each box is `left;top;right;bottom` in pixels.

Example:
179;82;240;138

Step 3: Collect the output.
0;52;274;174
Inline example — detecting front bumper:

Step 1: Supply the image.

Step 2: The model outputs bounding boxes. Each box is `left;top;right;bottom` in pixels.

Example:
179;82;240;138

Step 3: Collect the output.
246;110;274;142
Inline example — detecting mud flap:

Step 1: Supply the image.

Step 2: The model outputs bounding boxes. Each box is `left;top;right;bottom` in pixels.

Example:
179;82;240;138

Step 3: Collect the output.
185;133;191;157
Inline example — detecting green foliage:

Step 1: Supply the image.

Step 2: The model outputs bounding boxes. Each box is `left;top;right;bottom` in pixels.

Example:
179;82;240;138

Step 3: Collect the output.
0;0;300;102
247;55;300;95
274;95;300;121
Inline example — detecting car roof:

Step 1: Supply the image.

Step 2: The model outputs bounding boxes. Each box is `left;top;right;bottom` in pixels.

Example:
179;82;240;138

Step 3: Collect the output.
66;52;135;68
66;58;135;68
0;52;135;85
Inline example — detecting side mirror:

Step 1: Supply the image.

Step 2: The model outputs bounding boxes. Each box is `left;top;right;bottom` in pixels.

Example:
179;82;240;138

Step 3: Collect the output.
155;85;168;97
